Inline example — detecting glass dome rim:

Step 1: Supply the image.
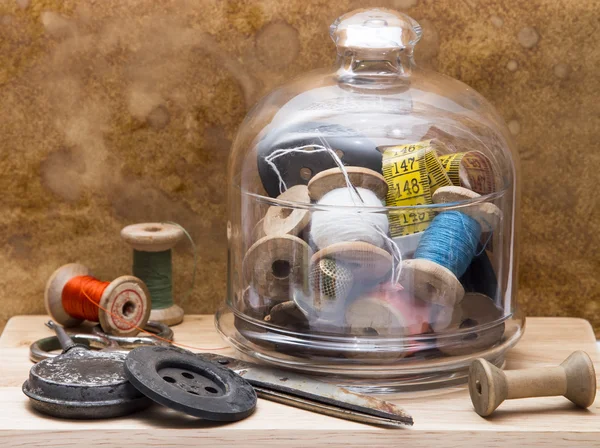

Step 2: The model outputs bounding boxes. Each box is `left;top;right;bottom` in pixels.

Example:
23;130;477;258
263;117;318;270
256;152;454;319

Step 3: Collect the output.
240;187;508;212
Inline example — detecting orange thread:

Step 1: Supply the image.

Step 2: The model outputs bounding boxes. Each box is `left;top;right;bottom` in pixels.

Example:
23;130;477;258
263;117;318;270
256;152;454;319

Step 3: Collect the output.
62;276;110;322
77;280;228;352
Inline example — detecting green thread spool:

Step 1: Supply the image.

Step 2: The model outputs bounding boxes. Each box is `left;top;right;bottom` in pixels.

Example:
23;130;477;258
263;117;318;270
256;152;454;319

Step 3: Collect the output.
121;223;185;326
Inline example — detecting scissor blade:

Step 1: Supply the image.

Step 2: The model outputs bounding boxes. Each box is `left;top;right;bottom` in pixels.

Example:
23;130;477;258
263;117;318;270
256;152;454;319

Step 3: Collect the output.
253;387;410;428
234;364;413;427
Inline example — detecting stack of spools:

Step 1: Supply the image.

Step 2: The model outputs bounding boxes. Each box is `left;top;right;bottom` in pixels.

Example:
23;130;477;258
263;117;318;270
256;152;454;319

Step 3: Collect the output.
44;222;188;336
240;135;505;360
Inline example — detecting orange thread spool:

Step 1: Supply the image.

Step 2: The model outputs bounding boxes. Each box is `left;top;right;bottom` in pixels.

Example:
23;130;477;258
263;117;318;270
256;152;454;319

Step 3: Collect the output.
62;275;110;322
45;263;152;337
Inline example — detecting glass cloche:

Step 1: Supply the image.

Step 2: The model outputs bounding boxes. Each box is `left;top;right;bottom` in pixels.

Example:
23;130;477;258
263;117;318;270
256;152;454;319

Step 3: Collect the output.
217;8;524;392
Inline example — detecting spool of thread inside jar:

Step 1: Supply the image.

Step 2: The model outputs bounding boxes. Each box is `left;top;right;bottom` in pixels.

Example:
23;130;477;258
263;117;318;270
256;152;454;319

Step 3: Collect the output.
310;187;389;249
414;211;481;279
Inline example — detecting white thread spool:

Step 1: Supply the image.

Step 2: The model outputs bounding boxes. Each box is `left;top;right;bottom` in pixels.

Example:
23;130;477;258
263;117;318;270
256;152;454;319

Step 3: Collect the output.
310;188;389;250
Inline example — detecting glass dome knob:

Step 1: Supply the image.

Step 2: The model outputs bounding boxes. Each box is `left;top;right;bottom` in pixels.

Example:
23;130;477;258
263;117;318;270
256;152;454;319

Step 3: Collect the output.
330;8;422;51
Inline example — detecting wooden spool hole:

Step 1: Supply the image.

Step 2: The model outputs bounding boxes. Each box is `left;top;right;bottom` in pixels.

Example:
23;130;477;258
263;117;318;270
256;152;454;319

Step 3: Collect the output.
271;260;291;279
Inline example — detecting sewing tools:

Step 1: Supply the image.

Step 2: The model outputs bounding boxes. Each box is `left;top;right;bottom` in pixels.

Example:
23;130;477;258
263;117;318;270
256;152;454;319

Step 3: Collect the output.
243;235;312;298
121;223;186;326
304;258;354;315
24;320;414;426
469;351;597;417
45;263;151;337
399;185;502;307
380;140;452;237
198;352;414;427
438;150;498;195
262;185;311;237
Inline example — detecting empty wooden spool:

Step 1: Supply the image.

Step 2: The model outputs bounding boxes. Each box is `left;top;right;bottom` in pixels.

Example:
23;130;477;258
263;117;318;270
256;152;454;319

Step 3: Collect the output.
469;351;597;417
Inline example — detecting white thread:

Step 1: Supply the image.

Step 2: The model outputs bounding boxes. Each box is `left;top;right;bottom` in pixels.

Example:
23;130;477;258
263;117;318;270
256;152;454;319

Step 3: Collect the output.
311;188;389;249
263;143;402;284
264;144;360;197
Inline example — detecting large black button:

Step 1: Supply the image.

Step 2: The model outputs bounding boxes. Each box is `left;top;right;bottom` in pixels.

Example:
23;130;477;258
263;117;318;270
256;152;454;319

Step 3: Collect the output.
124;347;257;422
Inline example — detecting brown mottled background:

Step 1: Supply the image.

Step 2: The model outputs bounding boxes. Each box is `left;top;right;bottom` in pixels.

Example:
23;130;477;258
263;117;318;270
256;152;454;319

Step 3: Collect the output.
0;0;599;335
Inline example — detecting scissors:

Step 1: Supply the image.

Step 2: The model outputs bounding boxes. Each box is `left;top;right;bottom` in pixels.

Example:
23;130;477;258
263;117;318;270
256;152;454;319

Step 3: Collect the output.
197;352;413;427
29;321;173;363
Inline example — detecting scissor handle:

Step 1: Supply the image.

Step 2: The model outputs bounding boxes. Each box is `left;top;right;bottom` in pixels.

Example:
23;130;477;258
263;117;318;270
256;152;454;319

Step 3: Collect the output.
91;321;174;347
29;334;114;363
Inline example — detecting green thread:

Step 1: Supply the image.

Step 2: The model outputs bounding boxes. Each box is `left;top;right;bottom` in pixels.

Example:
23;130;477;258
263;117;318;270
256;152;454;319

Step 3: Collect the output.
131;222;197;310
133;250;174;310
164;221;197;308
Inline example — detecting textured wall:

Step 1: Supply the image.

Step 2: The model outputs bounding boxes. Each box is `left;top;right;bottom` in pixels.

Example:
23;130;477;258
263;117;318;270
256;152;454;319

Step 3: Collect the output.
1;0;599;334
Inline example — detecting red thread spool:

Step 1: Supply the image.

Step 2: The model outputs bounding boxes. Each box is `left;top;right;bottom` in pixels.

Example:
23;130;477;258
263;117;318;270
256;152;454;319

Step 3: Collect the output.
44;263;151;337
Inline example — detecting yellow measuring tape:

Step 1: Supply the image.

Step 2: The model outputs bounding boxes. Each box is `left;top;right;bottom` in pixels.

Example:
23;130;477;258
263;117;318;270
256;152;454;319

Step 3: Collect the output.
438;151;497;195
381;140;498;237
381;140;452;237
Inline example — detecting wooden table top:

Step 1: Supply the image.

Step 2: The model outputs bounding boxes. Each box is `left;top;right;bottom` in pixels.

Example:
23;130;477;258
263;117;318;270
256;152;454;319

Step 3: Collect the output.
1;315;599;447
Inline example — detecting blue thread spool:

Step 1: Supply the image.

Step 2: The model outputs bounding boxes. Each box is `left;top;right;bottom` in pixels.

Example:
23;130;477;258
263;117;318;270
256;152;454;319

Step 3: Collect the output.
400;186;502;308
414;212;481;279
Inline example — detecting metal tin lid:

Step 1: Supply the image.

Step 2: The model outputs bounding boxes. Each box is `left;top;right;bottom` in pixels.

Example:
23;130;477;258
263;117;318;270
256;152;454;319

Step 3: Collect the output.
22;349;151;419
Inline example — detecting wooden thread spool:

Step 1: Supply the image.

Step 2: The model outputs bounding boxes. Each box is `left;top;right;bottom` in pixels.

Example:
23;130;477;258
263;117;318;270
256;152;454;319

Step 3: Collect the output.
344;284;431;360
399;186;502;307
435;292;505;356
346;285;430;337
311;241;392;282
469;351;597;417
307;166;388;202
120;223;185;326
263;185;311;237
44;263;151;337
243;235;312;298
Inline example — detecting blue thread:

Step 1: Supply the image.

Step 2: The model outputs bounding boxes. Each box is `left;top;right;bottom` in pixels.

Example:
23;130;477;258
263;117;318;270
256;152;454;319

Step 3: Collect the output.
414;212;481;278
